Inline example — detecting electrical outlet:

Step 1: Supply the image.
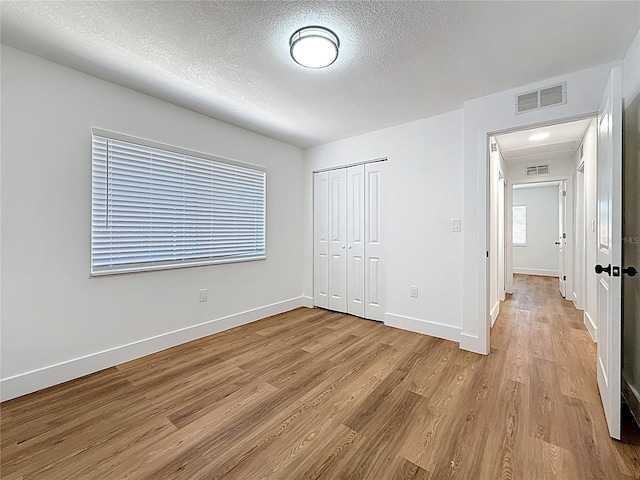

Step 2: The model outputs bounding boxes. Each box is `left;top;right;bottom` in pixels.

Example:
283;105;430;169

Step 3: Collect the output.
410;286;418;298
199;289;208;302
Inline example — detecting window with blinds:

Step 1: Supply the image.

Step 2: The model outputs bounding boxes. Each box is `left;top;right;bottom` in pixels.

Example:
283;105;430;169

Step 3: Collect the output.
91;130;266;276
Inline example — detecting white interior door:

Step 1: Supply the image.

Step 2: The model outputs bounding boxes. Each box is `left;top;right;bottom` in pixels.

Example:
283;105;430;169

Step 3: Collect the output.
364;162;385;321
329;168;348;312
558;181;567;297
595;66;623;440
313;172;329;309
347;165;365;317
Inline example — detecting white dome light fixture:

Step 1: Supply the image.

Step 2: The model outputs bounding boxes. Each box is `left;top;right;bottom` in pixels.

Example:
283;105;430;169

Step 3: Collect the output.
289;26;339;69
529;132;550;142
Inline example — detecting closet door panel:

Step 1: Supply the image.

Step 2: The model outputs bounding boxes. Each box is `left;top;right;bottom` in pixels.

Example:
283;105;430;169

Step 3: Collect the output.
313;172;329;308
365;162;385;321
347;165;365;317
328;169;348;312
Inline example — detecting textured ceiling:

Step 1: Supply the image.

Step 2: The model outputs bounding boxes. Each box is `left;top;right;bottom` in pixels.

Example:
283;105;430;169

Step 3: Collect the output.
2;1;639;148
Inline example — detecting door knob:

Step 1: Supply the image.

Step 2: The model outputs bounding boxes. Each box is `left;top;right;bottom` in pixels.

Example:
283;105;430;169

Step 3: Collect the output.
555;241;561;245
622;266;637;277
348;245;352;249
595;264;611;275
341;245;345;249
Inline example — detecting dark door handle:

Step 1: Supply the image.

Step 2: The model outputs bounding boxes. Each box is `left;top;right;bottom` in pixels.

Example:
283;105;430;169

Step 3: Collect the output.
595;264;611;275
622;266;638;277
555;241;561;245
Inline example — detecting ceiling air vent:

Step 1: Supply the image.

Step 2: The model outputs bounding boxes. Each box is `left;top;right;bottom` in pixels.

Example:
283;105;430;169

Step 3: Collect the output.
526;164;550;176
516;82;566;114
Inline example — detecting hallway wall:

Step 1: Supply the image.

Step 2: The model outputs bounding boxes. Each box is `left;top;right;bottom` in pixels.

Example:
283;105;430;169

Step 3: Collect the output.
512;185;560;276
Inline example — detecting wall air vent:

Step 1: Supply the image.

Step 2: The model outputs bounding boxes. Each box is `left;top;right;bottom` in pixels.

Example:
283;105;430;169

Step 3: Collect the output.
516;82;566;114
526;164;550;176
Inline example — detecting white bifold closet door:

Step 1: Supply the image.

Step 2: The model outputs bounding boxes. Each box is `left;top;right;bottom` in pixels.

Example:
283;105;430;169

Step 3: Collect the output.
313;172;330;309
347;166;365;317
313;162;384;321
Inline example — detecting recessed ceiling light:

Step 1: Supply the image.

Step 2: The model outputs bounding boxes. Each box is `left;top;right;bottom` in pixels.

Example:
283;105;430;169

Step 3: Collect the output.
289;26;339;69
529;132;550;141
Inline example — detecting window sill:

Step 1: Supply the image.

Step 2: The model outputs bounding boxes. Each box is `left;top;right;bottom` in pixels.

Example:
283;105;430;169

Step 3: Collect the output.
91;254;266;277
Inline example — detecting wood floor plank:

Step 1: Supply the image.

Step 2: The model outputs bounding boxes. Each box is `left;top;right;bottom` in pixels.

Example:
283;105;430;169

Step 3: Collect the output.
2;274;639;479
338;389;425;480
399;362;473;471
476;378;526;480
504;309;532;385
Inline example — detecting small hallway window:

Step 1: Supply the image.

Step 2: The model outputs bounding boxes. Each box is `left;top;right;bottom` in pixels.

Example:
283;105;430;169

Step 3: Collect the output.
512;205;527;246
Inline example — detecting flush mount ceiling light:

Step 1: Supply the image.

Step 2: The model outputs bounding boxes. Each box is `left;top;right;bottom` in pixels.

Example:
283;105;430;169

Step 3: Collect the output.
289;26;339;68
529;132;550;141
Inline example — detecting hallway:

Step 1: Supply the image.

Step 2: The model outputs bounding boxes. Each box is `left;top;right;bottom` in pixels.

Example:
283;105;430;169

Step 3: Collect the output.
492;274;640;478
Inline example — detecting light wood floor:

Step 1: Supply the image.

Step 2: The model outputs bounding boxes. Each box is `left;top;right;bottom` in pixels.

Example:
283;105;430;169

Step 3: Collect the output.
2;274;639;479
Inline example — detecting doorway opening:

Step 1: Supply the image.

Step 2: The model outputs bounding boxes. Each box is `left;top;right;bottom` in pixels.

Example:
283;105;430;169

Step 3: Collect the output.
487;117;596;328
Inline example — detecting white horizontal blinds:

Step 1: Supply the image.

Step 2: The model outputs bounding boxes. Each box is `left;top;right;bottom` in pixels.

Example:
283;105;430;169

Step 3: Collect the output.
91;134;266;275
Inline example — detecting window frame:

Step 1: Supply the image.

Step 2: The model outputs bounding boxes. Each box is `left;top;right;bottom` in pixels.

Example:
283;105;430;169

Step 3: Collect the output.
512;204;527;247
90;128;267;276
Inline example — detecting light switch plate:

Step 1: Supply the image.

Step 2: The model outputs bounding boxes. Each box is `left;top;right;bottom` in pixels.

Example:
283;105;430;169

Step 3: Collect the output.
452;219;461;232
199;289;208;302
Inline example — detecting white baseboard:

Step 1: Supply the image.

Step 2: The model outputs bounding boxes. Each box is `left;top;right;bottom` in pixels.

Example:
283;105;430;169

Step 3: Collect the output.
490;302;500;328
584;311;597;342
1;296;309;402
384;312;461;344
571;291;585;311
513;268;559;277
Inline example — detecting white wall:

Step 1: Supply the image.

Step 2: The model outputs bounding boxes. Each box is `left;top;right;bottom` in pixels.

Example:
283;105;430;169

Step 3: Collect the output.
505;153;576;180
304;110;464;342
0;46;306;400
622;28;640;414
462;61;616;353
512;185;559;276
